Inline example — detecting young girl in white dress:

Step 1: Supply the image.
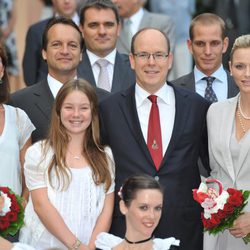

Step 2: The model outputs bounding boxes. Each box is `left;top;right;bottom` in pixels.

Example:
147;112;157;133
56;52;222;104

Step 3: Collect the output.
19;79;115;250
96;174;180;250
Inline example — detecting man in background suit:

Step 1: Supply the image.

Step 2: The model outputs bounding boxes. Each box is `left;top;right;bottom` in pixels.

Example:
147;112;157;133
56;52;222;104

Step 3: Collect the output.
112;0;175;55
11;18;109;143
22;0;79;86
173;13;238;101
77;0;135;93
99;28;210;250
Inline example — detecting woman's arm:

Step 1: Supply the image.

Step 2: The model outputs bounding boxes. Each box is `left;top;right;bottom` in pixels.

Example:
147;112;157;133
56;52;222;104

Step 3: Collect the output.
19;137;32;205
88;192;115;250
31;188;88;249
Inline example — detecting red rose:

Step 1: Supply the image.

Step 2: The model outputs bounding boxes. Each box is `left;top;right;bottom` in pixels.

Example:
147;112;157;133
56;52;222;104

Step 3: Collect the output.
0;187;9;193
217;209;227;219
7;211;18;222
8;193;16;201
210;213;221;226
201;213;221;229
0;217;10;230
223;203;235;214
227;188;240;196
11;200;20;212
228;195;243;207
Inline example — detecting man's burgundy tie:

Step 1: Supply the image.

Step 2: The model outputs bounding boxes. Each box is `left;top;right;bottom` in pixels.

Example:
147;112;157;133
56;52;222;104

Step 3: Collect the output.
147;95;163;170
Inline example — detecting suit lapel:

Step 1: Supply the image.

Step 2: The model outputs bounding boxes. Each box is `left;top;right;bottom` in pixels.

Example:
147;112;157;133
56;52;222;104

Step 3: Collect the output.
118;29;131;52
33;80;54;120
220;97;238;180
138;10;151;29
112;53;128;92
119;86;154;165
77;52;96;87
180;72;196;91
160;85;190;169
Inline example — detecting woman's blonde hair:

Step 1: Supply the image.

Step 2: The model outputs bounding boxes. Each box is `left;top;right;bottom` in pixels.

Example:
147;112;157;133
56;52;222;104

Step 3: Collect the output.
230;34;250;62
43;79;111;191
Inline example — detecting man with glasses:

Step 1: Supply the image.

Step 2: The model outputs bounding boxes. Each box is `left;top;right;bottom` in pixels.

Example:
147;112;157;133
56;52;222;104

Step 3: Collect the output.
99;27;210;250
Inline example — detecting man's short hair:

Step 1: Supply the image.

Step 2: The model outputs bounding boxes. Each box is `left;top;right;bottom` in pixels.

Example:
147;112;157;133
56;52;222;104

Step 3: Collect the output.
189;13;226;41
79;0;120;25
42;17;84;51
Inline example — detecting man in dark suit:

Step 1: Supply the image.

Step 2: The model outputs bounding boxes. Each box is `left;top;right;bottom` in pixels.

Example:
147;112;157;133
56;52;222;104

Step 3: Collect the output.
11;17;109;143
99;28;210;250
173;13;238;100
77;0;135;93
22;0;79;86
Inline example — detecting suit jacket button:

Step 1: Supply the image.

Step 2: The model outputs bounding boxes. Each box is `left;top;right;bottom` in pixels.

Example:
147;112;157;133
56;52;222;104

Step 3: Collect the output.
154;176;159;181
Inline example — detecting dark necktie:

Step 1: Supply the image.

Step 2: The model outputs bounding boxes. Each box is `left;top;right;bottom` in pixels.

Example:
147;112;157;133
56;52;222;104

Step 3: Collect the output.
147;95;162;170
202;76;218;102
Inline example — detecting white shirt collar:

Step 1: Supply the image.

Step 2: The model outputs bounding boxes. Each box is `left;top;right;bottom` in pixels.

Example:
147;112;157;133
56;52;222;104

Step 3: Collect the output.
194;64;227;83
86;49;117;66
47;74;77;98
135;82;171;108
126;8;144;35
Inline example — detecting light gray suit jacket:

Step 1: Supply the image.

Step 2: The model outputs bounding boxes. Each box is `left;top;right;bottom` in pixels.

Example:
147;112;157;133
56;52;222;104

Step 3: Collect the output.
204;95;250;250
116;9;175;54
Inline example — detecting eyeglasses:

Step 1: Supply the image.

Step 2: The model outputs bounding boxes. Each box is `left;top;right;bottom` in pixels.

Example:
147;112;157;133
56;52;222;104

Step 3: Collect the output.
133;52;169;61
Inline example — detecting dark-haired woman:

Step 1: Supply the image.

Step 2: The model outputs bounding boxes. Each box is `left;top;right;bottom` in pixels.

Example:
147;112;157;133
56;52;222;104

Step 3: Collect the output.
96;174;180;250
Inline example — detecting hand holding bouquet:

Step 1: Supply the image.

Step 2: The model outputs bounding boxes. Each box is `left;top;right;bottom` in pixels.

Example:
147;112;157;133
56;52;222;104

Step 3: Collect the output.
0;187;24;238
193;179;250;244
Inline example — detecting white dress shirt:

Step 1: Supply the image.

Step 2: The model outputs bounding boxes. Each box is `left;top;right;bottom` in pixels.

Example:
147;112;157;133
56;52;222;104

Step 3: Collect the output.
194;65;228;101
135;83;175;154
126;8;144;36
47;74;77;98
47;74;63;98
86;49;116;89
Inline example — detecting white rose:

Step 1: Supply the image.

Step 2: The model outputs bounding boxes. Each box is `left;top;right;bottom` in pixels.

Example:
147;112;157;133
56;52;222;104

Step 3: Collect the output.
0;191;11;216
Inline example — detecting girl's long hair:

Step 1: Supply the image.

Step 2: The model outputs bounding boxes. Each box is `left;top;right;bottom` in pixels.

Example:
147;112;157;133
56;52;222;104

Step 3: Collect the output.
43;79;112;191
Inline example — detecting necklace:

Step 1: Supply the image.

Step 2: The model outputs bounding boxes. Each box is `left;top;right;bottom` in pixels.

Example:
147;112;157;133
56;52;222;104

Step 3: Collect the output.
68;150;82;160
238;96;250;120
124;236;153;244
237;108;247;134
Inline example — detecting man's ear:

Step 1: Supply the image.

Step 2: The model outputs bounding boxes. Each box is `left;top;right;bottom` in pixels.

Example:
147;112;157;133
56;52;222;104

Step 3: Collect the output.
187;39;193;55
42;49;47;61
79;24;84;38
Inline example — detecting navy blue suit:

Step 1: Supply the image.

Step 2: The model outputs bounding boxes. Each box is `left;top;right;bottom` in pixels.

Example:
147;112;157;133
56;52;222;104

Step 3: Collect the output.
99;83;210;250
77;51;135;93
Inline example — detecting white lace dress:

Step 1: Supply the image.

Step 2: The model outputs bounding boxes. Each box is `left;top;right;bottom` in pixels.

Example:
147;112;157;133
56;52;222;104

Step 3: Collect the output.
95;232;180;250
19;142;115;250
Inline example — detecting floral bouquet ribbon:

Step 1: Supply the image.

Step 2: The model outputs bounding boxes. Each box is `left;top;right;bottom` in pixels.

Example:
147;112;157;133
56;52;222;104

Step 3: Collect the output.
193;179;250;244
0;187;24;237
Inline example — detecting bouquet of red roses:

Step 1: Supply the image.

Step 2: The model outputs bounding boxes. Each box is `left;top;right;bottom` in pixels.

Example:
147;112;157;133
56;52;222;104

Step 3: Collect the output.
0;187;24;237
193;179;250;244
